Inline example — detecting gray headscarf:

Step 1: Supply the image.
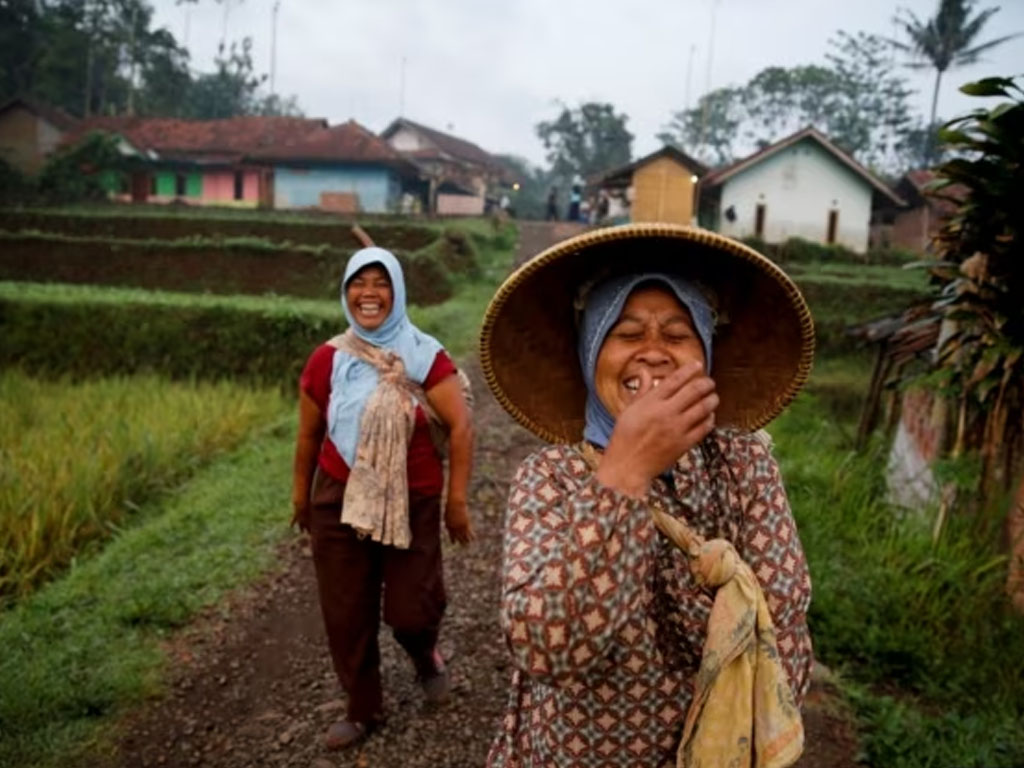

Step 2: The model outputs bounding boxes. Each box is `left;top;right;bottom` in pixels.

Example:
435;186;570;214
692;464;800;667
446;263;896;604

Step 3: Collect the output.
578;273;714;448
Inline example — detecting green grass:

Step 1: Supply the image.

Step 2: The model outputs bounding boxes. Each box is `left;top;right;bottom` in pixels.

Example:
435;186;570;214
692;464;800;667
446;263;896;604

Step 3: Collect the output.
0;372;287;601
8;202;449;227
410;219;518;357
772;364;1024;768
0;427;294;768
788;260;931;291
0;279;341;318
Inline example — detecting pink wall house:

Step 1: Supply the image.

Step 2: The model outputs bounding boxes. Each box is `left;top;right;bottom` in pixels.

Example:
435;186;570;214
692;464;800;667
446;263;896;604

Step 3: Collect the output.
201;170;260;206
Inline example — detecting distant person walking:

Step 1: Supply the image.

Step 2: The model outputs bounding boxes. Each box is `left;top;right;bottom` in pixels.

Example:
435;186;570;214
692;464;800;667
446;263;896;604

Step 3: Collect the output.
545;187;559;221
567;183;582;221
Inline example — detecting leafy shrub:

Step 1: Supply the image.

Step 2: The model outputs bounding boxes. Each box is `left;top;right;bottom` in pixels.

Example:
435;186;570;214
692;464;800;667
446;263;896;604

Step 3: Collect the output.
35;133;130;205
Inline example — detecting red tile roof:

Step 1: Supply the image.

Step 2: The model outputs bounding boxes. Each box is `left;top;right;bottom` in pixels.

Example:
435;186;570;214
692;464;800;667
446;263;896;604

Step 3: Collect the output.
0;97;80;131
248;120;415;170
62;115;328;156
897;169;966;215
381;117;500;168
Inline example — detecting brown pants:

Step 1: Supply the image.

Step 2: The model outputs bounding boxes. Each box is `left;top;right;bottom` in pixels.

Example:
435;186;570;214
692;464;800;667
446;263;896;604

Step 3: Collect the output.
309;470;447;723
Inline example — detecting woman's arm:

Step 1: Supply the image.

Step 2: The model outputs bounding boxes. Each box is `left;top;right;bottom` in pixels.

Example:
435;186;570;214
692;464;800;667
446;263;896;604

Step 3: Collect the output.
291;390;326;532
425;374;474;544
500;449;656;686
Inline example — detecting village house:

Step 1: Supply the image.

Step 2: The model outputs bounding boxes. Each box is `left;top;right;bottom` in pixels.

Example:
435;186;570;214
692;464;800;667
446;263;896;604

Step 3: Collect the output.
699;127;904;254
871;169;963;253
380;117;515;215
249;120;420;214
595;145;707;226
60;115;328;207
0;97;80;175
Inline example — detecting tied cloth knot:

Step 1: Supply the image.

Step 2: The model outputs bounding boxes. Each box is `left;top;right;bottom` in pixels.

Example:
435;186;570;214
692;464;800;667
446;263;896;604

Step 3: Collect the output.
336;332;418;549
651;503;804;768
577;443;803;768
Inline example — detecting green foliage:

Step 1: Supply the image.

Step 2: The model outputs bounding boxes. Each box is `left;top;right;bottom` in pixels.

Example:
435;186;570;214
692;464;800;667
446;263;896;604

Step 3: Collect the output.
0;157;33;206
0;284;340;388
889;0;1021;136
536;101;633;179
742;236;921;267
0;427;294;768
0;221;516;382
924;76;1024;496
0;208;439;250
658;86;746;166
0;371;286;601
494;154;553;220
0;0;301;120
773;390;1024;768
35;132;129;205
660;32;921;174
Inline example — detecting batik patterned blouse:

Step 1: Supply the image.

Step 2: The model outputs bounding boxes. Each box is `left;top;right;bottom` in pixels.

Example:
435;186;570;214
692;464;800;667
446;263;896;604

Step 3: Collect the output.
487;427;813;768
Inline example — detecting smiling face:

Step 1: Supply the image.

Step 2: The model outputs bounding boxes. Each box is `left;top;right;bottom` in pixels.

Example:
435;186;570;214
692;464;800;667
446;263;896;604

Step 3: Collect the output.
345;264;394;331
594;284;707;418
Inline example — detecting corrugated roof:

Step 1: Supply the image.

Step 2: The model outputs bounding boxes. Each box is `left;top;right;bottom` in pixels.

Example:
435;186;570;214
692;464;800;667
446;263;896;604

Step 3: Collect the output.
702;126;905;206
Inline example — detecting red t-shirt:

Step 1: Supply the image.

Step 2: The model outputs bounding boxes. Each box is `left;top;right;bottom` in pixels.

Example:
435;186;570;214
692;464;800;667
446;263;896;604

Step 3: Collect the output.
300;344;456;496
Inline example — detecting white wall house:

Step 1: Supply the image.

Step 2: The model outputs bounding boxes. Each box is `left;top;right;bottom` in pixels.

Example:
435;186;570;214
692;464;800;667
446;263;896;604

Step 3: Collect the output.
701;127;903;254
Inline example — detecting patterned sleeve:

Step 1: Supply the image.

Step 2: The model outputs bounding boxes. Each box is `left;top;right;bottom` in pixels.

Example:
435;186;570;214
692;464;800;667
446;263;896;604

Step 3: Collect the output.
733;434;814;704
500;448;656;687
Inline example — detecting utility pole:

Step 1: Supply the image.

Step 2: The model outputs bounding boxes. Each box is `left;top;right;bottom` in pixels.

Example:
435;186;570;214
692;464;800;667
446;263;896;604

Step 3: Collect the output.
220;0;231;49
698;0;721;155
685;43;696;112
399;55;407;116
270;0;281;97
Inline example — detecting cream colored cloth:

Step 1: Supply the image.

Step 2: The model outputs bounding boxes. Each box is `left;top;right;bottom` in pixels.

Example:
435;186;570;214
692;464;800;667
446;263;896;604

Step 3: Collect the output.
332;332;417;549
651;503;804;768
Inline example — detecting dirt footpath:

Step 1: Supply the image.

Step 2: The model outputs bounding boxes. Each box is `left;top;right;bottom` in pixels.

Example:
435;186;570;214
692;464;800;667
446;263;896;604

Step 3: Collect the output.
87;222;858;768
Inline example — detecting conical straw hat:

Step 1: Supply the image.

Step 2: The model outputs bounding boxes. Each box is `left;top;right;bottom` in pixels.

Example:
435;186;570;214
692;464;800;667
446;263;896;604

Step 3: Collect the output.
479;223;814;443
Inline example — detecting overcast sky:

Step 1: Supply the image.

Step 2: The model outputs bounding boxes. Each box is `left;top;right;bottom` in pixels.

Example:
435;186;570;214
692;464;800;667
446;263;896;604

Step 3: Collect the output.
151;0;1024;166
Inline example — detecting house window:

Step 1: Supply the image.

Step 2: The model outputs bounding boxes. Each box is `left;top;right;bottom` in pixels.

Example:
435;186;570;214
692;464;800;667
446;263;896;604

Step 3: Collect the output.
175;173;187;197
118;174;130;194
754;204;766;238
233;171;244;201
827;210;839;244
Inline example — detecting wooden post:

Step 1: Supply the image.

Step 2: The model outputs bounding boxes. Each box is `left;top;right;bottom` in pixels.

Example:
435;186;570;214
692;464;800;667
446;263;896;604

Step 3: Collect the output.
856;342;891;450
351;224;375;248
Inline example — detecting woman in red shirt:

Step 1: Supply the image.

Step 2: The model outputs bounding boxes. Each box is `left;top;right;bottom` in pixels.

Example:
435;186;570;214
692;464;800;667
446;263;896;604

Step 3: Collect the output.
291;247;473;751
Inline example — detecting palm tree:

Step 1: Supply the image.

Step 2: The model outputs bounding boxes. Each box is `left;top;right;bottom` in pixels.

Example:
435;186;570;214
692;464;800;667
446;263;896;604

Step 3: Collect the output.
891;0;1020;127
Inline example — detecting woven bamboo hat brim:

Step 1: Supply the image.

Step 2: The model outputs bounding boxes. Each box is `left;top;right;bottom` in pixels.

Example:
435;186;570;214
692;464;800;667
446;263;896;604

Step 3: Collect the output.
479;223;815;443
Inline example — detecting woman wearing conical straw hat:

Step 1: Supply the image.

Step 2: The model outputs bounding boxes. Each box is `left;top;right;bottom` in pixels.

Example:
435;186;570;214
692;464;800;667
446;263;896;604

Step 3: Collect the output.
480;224;815;768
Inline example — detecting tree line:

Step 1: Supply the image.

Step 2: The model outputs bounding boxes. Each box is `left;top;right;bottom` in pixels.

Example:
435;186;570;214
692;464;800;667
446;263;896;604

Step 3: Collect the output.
0;0;300;120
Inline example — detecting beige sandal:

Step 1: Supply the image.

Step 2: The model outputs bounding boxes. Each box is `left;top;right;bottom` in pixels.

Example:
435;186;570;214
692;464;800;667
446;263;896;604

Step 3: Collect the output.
324;719;369;750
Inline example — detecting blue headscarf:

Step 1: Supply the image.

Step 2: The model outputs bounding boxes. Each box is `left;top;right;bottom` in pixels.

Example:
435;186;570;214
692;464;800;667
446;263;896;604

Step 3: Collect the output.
326;247;443;465
578;273;715;449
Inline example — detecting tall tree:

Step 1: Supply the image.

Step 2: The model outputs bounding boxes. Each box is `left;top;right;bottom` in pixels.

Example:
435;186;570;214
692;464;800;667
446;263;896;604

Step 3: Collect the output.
658;32;918;174
890;0;1020;128
535;102;633;180
657;86;745;166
